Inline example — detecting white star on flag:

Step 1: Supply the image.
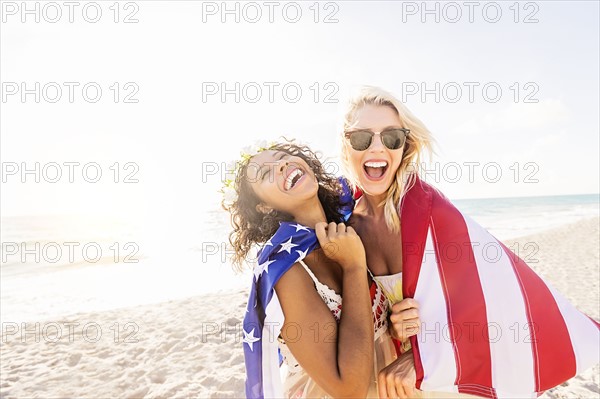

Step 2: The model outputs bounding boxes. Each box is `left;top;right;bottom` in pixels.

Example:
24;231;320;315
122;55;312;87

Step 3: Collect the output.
243;328;260;351
295;248;309;262
277;237;298;254
290;223;310;232
264;238;273;247
254;259;275;281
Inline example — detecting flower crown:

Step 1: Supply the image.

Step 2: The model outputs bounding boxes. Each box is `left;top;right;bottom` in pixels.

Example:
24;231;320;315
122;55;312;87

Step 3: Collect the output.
221;140;277;207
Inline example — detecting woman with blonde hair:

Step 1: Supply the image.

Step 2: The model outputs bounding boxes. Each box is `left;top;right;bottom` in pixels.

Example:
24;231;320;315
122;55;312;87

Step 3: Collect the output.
339;86;599;399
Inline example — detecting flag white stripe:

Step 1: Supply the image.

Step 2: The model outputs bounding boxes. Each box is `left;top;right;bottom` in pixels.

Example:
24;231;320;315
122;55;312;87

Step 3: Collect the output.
415;226;459;392
463;215;536;397
262;291;285;399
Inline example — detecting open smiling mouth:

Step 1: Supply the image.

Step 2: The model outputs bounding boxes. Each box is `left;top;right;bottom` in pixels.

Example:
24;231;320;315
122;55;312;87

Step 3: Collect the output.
284;168;305;191
363;161;388;180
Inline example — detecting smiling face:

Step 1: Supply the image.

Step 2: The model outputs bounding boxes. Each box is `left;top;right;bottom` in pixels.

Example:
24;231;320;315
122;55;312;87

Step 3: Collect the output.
245;149;319;216
344;104;406;197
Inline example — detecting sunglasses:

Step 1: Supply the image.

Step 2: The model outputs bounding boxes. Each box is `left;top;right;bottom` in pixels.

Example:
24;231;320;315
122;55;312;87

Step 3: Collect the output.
344;128;410;151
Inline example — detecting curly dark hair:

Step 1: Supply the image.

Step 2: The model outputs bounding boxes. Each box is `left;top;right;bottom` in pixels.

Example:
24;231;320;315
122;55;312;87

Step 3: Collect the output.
222;140;348;271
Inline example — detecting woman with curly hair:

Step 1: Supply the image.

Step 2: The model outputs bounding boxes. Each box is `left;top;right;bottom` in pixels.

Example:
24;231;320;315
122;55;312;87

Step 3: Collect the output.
223;141;397;398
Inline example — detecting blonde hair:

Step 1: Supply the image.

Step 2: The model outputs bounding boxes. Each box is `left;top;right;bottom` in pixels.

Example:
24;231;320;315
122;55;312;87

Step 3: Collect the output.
340;86;435;233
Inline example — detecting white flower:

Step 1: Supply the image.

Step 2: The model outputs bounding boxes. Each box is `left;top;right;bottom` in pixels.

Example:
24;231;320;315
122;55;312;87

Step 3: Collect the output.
256;139;268;149
226;160;238;172
240;145;254;158
224;161;238;182
240;140;272;159
222;186;238;205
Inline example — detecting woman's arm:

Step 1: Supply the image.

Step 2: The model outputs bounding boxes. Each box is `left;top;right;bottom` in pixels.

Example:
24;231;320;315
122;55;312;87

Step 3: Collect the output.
274;222;374;398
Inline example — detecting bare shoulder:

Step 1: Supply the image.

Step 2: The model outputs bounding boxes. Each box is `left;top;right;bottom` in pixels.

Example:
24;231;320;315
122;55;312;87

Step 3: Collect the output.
275;262;313;293
274;262;336;324
274;262;319;307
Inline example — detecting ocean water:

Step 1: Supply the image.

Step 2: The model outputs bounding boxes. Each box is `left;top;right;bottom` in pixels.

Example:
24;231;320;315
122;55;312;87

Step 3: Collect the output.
1;193;598;324
453;193;600;240
0;210;250;324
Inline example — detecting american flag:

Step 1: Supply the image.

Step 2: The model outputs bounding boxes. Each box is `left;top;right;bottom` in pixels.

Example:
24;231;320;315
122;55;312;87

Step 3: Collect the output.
397;176;600;399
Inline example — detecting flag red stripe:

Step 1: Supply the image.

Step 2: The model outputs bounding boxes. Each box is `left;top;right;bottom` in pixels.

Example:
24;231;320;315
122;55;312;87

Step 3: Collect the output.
430;197;494;394
400;180;433;389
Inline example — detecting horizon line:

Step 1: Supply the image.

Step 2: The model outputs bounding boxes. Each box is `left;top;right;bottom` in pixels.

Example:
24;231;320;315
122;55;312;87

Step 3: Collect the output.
451;192;600;202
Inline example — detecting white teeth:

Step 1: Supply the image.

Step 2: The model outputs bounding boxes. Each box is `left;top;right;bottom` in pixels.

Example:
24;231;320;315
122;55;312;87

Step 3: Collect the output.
284;169;304;191
364;161;387;168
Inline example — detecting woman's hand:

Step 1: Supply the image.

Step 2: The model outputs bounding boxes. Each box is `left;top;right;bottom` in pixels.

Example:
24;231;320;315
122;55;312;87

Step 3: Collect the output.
378;349;418;399
315;222;366;271
389;298;420;343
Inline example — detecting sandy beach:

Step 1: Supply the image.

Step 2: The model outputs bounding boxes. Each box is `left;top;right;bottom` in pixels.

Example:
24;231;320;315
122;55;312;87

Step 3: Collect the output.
1;217;598;399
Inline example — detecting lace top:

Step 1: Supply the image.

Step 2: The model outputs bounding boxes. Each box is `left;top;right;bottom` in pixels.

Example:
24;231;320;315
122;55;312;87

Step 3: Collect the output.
278;260;390;373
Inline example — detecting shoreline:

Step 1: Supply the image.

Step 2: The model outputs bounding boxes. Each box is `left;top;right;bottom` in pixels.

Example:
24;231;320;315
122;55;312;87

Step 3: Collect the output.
1;217;598;398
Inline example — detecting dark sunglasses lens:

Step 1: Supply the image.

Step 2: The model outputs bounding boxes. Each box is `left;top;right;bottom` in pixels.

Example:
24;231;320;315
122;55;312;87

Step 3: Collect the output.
349;131;373;151
381;129;406;150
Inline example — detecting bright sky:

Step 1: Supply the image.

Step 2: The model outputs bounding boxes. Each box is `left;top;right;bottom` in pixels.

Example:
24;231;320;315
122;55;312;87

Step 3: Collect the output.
2;0;599;222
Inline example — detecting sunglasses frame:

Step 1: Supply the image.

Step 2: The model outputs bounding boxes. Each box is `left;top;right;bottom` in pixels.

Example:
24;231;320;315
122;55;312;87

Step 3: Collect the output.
344;128;410;151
